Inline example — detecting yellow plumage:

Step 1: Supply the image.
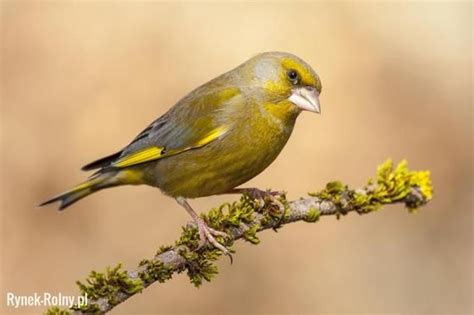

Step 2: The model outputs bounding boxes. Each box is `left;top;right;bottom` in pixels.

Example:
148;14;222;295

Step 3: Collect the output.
40;51;322;255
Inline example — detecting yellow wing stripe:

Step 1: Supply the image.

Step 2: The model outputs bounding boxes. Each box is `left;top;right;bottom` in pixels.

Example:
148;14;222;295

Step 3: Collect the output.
113;146;164;168
112;125;229;168
195;125;229;146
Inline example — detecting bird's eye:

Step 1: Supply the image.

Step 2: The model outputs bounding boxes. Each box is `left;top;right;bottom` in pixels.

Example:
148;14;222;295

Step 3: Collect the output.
287;69;299;85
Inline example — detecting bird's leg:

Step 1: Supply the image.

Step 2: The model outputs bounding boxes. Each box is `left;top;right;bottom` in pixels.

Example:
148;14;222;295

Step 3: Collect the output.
176;197;232;261
227;188;287;224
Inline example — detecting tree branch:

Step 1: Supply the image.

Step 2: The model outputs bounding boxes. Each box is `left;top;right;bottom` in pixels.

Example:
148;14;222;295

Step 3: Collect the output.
46;159;433;315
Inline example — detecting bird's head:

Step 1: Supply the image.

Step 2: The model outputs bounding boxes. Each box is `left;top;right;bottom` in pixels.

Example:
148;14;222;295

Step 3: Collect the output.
242;52;322;119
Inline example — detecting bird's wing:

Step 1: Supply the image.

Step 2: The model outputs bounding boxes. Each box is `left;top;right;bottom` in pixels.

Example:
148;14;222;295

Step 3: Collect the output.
82;86;242;171
111;124;230;168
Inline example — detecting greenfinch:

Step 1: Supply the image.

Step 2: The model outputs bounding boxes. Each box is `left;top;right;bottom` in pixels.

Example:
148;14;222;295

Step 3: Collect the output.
40;51;322;256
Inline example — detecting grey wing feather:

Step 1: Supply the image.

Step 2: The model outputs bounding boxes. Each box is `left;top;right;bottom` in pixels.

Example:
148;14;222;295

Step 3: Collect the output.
82;80;243;171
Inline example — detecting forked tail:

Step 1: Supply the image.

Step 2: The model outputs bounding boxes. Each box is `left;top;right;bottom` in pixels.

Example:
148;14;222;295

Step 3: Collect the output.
39;172;118;210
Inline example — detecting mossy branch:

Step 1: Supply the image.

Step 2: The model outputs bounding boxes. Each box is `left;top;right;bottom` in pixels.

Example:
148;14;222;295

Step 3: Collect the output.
46;159;433;315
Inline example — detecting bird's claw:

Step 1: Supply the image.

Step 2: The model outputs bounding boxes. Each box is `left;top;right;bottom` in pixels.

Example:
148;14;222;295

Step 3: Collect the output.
194;217;233;264
241;188;287;228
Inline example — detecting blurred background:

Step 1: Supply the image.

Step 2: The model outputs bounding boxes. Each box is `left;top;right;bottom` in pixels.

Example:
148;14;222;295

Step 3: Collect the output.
1;1;472;314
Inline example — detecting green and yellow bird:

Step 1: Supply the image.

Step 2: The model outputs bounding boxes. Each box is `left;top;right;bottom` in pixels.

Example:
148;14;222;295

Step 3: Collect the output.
40;51;322;256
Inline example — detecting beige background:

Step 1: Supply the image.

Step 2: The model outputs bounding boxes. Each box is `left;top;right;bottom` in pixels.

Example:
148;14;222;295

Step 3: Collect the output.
1;1;472;314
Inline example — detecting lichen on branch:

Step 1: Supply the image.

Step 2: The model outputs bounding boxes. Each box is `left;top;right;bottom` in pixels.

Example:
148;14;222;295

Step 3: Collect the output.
45;159;433;315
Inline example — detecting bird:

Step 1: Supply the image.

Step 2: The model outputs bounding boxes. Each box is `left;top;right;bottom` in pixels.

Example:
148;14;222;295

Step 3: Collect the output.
40;51;322;258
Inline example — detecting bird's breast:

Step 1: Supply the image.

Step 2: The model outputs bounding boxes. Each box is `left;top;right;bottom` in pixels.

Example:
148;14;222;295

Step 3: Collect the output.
144;107;297;198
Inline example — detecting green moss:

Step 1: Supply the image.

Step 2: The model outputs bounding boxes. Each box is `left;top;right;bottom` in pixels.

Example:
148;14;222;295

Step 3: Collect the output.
309;159;433;214
202;195;259;231
373;159;433;211
156;245;173;256
75;264;143;307
304;207;321;223
224;198;256;226
310;181;346;199
172;195;282;287
326;181;346;194
310;181;347;218
175;226;201;250
352;190;380;214
178;247;221;287
45;306;72;315
138;259;174;284
258;194;290;229
278;195;291;219
243;224;260;244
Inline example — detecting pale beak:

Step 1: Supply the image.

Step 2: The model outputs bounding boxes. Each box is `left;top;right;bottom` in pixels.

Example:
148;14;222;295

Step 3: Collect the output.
288;86;321;113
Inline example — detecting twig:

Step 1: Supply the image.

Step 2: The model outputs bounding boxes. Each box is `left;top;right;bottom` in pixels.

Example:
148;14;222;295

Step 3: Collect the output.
45;159;433;315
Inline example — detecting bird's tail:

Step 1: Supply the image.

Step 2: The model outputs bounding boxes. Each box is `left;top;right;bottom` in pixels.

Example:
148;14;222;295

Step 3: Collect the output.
39;171;120;210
